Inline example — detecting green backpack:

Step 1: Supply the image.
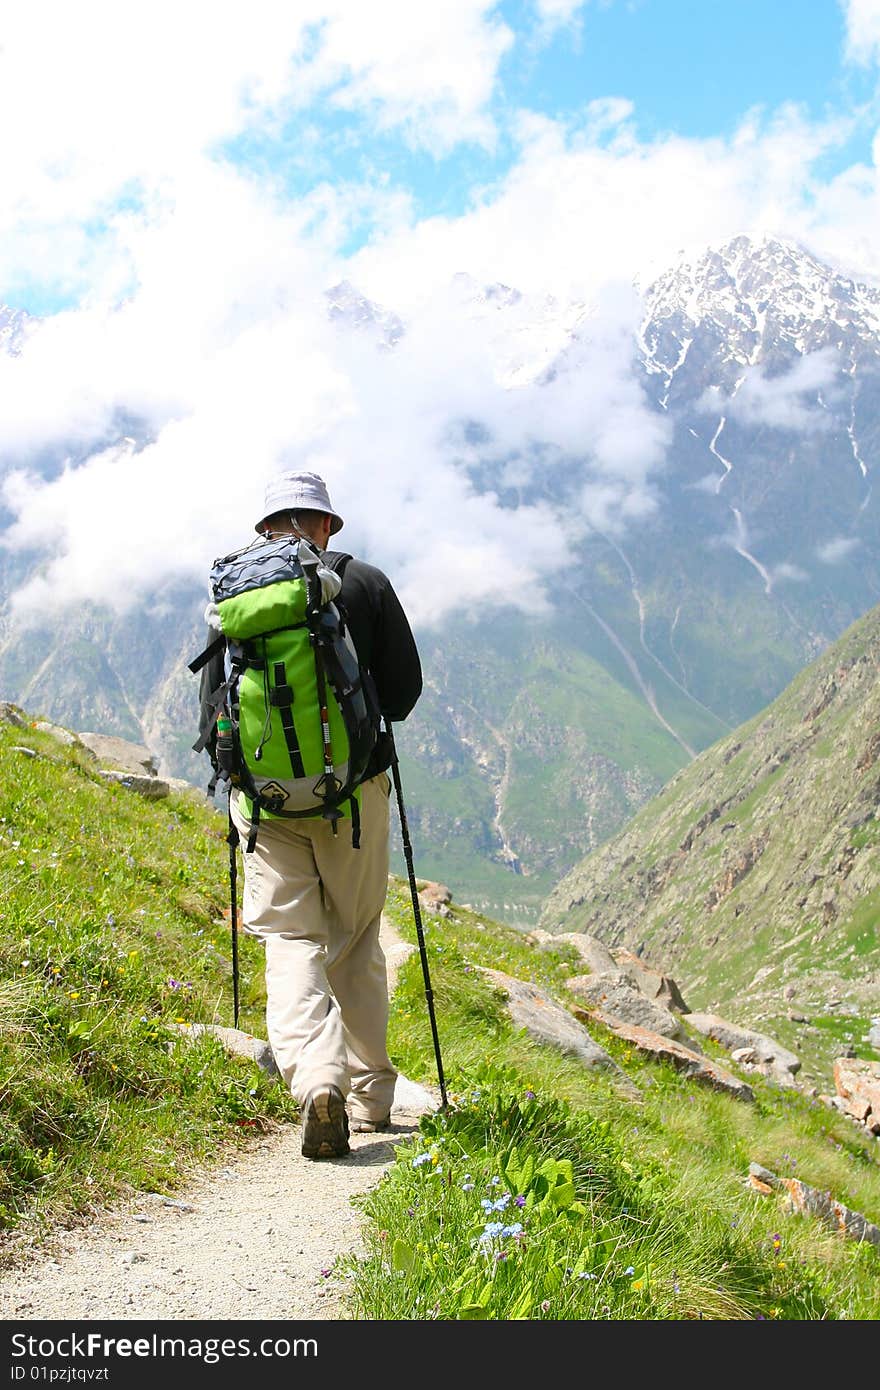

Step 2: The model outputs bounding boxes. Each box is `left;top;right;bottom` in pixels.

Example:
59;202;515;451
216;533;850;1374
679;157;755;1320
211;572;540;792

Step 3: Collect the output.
190;533;379;851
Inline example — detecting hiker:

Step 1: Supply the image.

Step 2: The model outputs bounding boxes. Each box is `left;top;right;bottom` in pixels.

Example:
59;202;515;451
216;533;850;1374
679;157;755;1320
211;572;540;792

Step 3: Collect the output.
196;470;422;1159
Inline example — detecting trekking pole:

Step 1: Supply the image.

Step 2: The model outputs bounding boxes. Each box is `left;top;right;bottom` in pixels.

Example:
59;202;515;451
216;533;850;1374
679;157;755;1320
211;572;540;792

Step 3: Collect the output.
226;802;240;1029
385;722;448;1110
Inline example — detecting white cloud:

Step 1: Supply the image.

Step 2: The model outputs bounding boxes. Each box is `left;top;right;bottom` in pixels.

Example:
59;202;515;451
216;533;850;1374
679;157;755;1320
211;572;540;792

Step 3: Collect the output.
287;1;514;154
817;535;861;562
1;261;669;629
698;348;841;432
349;102;878;313
0;1;513;300
770;562;808;584
842;0;880;65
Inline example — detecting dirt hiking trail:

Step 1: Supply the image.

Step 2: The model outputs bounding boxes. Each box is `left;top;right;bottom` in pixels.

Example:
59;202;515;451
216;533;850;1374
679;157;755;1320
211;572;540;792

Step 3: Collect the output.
0;918;440;1322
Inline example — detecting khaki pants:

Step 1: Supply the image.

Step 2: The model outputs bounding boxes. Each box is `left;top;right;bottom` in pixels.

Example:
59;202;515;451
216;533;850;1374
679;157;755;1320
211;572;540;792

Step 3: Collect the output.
230;774;396;1123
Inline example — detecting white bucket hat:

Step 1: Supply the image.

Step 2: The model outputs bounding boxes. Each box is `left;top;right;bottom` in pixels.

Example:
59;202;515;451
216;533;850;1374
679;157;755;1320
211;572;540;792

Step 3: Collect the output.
255;470;344;536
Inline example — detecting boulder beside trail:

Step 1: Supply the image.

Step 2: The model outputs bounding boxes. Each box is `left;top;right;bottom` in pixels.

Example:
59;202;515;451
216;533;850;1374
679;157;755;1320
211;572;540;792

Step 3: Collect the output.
685;1012;801;1086
478;966;641;1097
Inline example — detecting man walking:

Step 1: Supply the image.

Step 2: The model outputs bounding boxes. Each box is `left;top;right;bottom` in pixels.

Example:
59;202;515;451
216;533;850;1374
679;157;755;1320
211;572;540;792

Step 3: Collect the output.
198;470;422;1159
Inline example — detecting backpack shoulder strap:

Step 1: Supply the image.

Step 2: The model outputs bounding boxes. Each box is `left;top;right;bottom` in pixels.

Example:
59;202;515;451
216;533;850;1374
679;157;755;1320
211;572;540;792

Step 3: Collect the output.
324;550;352;579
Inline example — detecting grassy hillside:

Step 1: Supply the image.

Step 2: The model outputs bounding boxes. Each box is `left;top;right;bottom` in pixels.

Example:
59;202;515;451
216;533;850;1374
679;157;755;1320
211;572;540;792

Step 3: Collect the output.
1;705;879;1320
539;604;880;1082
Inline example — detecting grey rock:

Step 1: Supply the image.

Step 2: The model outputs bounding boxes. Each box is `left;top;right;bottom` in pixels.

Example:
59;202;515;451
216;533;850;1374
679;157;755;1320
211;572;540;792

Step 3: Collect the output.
167;1022;280;1078
78;731;160;776
747;1163;880;1248
685;1011;801;1083
33;720;81;747
97;771;170;799
555;932;618;973
582;1011;755;1102
612;949;690;1013
565;970;687;1040
0;702;27;727
478;967;639;1094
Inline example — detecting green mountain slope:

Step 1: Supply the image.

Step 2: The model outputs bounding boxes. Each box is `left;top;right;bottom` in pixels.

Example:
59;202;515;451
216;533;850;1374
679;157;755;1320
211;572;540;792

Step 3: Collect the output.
539;602;880;1044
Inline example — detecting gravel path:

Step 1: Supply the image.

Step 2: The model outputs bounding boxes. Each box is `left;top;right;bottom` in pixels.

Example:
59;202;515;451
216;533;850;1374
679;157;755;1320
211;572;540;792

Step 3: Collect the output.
0;920;439;1323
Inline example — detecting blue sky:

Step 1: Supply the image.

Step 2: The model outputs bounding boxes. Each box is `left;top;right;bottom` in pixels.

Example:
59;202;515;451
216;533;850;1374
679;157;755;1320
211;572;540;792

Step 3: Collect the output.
3;0;879;315
271;0;873;229
1;0;879;623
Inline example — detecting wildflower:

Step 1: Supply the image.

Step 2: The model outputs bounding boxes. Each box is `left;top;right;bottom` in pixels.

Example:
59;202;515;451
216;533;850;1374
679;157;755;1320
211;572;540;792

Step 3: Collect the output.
320;1268;332;1278
540;1300;551;1313
624;1266;635;1276
461;1176;475;1191
489;1175;500;1187
479;1222;505;1243
501;1223;523;1238
524;1090;536;1101
577;1272;597;1281
633;1279;645;1291
771;1233;782;1251
515;1194;526;1208
495;1250;507;1261
68;991;80;1000
412;1152;432;1167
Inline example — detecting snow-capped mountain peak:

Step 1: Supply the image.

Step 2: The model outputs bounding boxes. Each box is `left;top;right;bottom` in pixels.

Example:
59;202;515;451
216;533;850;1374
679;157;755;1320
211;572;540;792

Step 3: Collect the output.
640;234;880;385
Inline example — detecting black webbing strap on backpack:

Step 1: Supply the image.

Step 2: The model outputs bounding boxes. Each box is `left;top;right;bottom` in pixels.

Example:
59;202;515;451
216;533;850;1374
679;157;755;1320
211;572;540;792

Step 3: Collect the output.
271;660;306;777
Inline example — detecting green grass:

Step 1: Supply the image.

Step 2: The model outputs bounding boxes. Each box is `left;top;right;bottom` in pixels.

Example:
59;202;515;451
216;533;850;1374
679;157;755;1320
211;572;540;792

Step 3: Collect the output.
0;719;298;1232
2;714;879;1320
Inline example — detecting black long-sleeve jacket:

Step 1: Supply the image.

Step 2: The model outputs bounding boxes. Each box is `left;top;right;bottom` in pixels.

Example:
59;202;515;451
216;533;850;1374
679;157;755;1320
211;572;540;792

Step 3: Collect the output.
197;548;422;783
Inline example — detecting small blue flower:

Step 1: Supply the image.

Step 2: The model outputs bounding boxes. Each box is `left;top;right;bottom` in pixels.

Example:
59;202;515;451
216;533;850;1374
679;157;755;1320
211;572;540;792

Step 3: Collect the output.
624;1266;635;1276
501;1223;523;1238
412;1152;432;1167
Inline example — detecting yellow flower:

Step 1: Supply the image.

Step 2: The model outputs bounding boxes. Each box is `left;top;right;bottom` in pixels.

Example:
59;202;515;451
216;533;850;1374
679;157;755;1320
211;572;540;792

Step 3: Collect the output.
68;991;80;999
633;1279;645;1291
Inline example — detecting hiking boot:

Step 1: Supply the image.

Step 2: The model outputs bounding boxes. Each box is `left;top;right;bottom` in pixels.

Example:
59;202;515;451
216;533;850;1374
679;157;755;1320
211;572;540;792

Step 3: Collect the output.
349;1113;392;1134
301;1085;350;1159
